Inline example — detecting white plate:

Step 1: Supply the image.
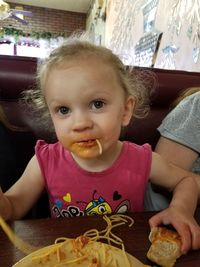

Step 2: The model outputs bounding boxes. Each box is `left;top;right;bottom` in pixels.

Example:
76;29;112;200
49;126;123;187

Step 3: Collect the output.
13;238;151;267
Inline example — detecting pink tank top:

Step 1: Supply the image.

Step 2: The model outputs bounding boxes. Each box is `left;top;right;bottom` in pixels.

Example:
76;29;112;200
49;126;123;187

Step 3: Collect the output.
35;140;152;218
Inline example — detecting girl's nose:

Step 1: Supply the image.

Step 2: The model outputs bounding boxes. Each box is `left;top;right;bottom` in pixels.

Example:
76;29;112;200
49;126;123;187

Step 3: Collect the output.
72;112;93;132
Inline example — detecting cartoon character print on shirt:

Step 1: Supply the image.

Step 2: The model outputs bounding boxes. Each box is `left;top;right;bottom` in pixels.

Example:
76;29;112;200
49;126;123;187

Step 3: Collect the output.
78;190;112;216
83;190;131;215
52;190;131;218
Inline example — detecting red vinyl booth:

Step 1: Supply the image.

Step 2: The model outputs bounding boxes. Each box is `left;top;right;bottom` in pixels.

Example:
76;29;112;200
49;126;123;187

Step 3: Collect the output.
1;55;200;218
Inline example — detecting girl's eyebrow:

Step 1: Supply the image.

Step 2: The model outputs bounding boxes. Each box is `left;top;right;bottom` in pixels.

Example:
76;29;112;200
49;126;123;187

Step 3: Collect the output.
47;98;67;105
89;91;113;98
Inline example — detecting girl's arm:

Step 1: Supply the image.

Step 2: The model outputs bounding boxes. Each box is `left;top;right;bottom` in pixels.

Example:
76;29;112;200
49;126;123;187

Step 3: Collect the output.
0;155;45;220
149;152;200;253
155;136;200;200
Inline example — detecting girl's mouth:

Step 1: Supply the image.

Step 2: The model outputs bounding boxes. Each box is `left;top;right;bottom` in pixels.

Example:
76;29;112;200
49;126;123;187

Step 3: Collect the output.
74;139;102;155
75;139;97;147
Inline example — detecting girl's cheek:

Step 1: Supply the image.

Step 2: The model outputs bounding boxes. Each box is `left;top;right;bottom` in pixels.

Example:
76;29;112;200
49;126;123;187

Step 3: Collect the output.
58;136;71;149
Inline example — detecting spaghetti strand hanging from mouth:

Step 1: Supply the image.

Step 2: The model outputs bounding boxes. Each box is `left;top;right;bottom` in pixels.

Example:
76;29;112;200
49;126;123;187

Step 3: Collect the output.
96;139;102;155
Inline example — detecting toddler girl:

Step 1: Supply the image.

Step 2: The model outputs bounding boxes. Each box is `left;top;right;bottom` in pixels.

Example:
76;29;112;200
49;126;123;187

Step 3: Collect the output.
1;37;200;254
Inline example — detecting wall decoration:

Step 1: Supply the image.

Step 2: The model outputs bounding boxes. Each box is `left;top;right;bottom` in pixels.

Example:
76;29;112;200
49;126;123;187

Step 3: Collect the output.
134;31;162;67
103;0;200;71
134;0;163;67
162;0;200;66
105;0;142;65
167;0;186;37
86;0;107;46
186;0;200;63
159;44;179;69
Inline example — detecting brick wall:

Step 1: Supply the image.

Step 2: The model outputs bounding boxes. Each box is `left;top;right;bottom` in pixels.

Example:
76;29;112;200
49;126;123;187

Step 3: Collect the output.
2;2;86;36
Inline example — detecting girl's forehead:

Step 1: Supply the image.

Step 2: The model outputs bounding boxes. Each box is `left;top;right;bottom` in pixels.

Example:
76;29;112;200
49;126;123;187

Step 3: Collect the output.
49;57;117;79
44;57;125;98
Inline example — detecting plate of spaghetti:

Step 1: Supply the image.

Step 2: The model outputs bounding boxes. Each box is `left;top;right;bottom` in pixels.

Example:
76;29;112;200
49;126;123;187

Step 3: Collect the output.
0;214;150;267
13;235;150;267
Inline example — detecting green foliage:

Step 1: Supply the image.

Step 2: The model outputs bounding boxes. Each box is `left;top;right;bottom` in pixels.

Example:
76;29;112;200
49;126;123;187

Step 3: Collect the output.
0;27;67;42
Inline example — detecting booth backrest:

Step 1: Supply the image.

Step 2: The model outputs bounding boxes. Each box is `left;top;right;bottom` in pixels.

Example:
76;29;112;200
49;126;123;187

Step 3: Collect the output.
0;55;200;217
123;68;200;147
0;56;38;175
1;55;200;170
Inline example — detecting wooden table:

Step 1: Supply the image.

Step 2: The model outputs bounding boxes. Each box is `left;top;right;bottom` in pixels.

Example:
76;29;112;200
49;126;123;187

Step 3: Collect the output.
1;209;200;267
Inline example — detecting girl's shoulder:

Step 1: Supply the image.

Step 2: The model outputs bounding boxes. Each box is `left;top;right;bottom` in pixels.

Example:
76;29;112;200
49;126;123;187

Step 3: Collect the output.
124;141;152;151
124;141;152;161
35;140;64;158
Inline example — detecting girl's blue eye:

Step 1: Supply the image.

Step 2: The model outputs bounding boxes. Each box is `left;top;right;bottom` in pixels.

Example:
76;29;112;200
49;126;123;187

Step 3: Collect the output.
91;100;105;109
59;106;70;115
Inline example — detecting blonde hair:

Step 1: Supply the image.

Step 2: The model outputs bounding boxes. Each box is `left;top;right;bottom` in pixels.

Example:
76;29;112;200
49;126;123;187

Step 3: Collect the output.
171;87;200;108
22;35;155;126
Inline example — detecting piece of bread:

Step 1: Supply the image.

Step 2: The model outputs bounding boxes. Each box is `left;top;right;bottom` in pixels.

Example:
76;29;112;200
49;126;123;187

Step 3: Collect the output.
147;227;182;267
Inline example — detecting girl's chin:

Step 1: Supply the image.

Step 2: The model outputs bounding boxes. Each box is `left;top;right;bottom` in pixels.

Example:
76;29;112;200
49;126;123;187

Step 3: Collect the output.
71;149;100;159
73;152;99;159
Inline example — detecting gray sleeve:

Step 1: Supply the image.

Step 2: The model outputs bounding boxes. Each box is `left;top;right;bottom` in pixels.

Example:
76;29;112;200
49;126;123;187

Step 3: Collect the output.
158;92;200;153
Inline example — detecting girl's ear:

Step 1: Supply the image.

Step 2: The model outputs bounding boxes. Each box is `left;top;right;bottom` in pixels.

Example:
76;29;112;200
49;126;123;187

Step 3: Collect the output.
121;96;135;127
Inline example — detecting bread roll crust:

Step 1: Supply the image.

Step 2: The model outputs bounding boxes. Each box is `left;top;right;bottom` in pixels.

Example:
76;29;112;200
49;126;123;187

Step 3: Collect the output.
147;227;182;267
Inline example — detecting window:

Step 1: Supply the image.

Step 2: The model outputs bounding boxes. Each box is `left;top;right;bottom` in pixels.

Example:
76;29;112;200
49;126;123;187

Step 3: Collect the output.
0;37;63;58
0;42;14;55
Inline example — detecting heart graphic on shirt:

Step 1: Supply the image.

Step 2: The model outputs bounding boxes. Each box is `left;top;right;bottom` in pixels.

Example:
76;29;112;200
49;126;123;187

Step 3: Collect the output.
63;193;72;203
113;191;122;201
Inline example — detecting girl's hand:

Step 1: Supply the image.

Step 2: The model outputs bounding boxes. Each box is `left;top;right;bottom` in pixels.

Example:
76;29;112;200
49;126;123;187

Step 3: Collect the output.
149;206;200;254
